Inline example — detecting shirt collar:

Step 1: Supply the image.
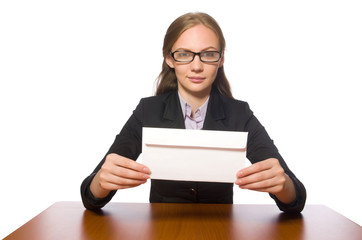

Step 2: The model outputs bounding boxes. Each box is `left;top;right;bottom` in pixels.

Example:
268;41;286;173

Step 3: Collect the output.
178;92;209;121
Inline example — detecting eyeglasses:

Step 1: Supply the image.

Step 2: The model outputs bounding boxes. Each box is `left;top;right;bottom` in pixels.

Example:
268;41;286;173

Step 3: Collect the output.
170;50;222;63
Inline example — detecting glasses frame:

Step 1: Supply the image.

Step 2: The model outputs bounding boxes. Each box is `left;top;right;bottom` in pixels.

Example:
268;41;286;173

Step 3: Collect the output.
169;50;222;63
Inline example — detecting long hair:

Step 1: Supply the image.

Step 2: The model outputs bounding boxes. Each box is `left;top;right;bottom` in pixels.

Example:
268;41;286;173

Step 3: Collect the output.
155;12;233;98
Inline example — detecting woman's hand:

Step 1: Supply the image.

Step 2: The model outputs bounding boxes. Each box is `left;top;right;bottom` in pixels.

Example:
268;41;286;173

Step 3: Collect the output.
90;153;151;199
235;158;296;204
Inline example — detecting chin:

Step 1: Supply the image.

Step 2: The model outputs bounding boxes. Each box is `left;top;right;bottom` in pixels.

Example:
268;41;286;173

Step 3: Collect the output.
188;86;212;95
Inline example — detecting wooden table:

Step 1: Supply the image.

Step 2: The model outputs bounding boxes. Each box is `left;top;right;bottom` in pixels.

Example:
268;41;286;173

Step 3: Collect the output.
4;202;361;240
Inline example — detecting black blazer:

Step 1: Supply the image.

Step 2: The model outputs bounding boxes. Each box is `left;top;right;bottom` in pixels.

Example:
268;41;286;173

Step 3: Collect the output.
81;88;306;213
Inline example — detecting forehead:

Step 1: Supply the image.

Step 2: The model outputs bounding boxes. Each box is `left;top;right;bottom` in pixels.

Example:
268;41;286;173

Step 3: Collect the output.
172;24;219;51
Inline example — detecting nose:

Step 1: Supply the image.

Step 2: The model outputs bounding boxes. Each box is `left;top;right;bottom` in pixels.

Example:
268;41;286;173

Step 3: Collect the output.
190;55;203;72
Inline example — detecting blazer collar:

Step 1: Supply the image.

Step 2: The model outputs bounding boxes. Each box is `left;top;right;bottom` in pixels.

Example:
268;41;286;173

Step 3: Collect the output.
203;87;227;130
162;88;226;130
162;90;185;128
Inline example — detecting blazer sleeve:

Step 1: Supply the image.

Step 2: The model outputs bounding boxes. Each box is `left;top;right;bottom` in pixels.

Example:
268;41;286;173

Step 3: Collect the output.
80;99;145;210
244;102;307;213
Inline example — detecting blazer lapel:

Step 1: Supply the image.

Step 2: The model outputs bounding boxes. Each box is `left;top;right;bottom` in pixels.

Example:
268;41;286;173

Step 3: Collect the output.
162;90;186;129
203;89;227;131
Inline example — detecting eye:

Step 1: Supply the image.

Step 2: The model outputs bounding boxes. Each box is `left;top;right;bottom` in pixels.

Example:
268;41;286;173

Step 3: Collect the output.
202;51;217;58
176;52;192;58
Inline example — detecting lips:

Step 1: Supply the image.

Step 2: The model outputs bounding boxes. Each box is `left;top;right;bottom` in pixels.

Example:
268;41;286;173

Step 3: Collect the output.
188;76;205;83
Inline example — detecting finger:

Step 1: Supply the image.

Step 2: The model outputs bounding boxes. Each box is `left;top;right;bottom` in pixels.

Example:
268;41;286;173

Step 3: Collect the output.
99;172;148;189
100;180;147;191
237;158;278;178
100;165;149;183
239;177;276;189
240;184;284;194
237;165;285;186
237;162;271;178
239;176;286;193
110;176;147;188
109;154;150;174
111;166;150;181
236;169;274;186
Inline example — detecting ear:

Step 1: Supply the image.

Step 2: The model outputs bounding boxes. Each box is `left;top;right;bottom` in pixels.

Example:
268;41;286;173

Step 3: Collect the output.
218;51;225;68
165;54;175;68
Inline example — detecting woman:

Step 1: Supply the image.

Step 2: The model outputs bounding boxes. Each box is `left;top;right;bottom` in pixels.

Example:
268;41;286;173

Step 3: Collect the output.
81;12;306;213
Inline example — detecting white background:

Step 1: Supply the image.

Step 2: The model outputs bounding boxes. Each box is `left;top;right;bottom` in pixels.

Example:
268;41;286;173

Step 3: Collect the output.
1;0;361;238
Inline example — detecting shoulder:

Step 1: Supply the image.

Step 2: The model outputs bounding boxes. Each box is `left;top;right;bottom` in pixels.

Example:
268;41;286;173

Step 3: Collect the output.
133;90;177;115
140;91;175;104
212;90;251;113
221;95;248;107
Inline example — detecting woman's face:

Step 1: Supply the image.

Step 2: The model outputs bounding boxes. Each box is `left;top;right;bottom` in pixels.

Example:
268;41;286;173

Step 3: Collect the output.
166;24;224;98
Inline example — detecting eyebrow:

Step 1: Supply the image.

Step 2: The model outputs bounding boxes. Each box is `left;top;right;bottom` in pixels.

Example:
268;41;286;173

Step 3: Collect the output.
173;46;219;52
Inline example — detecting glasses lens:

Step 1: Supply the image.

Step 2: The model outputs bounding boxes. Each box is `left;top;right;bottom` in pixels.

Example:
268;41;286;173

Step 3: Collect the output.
200;51;220;62
173;51;194;62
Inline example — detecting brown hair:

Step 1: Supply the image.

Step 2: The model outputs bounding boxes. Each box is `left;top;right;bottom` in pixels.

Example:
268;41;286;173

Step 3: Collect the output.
155;12;233;98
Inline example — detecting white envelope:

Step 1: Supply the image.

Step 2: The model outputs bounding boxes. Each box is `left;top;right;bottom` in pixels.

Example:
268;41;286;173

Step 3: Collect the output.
142;127;248;183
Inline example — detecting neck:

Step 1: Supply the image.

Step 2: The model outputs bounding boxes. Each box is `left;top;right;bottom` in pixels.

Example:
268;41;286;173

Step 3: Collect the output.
178;87;211;115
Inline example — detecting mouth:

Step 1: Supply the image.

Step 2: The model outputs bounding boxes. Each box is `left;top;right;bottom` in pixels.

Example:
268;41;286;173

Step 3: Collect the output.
188;76;205;83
